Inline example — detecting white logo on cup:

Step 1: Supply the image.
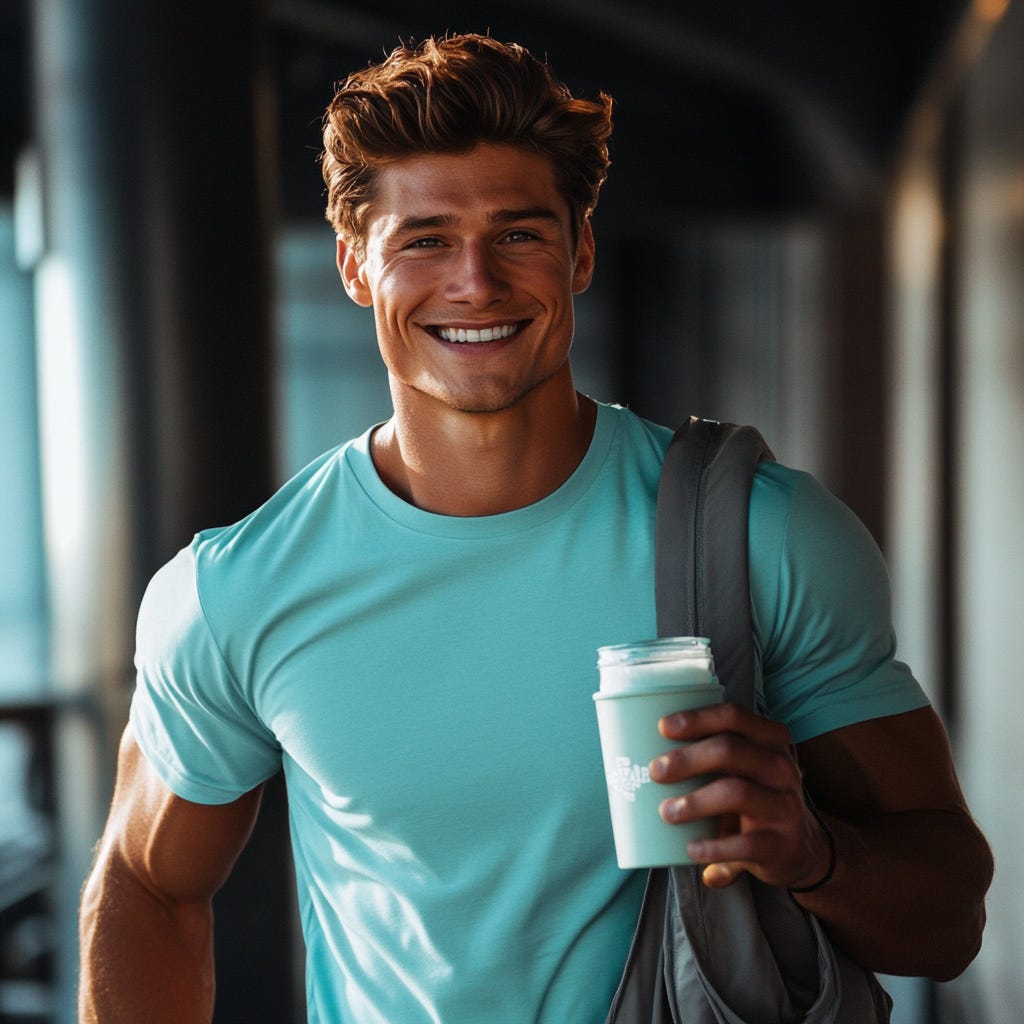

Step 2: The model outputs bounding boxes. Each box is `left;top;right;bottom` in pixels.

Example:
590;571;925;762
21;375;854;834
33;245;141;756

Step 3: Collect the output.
607;755;650;802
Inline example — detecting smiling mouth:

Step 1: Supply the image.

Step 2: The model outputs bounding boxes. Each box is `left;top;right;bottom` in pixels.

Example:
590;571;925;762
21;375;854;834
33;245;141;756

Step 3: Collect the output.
432;322;525;344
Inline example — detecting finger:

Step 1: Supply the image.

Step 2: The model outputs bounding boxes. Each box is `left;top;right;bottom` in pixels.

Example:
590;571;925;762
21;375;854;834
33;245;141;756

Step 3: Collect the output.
660;775;802;824
651;736;801;792
688;824;823;889
687;824;782;860
699;861;746;888
659;702;792;748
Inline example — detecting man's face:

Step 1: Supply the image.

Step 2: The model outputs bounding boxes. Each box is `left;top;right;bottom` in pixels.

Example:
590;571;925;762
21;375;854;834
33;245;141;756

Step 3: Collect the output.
337;143;595;416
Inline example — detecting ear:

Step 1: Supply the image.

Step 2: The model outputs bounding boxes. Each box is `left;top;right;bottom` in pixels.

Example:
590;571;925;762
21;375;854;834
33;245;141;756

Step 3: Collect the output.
336;235;373;308
571;220;596;295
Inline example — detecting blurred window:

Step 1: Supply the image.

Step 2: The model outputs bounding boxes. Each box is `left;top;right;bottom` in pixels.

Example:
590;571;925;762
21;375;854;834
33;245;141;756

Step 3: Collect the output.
0;201;56;1020
0;202;47;701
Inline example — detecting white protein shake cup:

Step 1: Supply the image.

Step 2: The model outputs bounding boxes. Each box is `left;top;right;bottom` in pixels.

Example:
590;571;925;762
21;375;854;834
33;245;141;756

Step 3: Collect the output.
594;637;723;868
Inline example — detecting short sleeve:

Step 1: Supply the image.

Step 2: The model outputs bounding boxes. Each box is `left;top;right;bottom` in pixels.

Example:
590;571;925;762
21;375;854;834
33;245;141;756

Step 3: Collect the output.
129;541;281;804
749;464;930;744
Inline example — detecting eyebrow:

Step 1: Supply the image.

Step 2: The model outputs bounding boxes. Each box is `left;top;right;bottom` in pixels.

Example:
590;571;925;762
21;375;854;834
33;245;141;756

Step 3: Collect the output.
488;207;562;226
392;207;562;234
394;213;459;233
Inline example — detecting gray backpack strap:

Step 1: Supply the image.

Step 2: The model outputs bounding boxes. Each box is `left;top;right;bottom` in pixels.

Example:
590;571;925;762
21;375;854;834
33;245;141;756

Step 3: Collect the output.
607;417;892;1024
654;417;772;707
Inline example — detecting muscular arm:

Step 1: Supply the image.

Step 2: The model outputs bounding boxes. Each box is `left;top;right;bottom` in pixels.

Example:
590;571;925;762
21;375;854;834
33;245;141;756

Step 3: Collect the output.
652;705;993;981
792;707;992;979
79;726;263;1023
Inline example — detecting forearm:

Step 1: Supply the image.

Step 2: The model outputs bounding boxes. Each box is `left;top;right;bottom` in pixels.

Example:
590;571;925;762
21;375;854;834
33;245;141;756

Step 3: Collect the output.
79;858;216;1023
794;807;992;980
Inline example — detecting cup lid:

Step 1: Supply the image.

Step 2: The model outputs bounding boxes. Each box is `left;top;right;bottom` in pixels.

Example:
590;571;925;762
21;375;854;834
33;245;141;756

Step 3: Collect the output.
597;636;711;668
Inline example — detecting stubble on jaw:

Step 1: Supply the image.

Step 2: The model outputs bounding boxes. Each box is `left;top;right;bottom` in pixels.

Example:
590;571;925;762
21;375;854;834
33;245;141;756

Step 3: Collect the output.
389;354;572;418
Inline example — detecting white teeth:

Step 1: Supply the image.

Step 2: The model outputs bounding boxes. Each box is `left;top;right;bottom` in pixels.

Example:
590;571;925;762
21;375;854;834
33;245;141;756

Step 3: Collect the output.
437;323;519;343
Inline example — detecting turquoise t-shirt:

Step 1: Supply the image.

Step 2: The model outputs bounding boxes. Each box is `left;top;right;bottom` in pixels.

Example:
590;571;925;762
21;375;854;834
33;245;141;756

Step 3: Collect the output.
130;402;928;1023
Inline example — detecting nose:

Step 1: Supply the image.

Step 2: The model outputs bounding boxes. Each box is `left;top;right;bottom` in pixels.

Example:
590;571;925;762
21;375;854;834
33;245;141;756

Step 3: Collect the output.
444;241;511;306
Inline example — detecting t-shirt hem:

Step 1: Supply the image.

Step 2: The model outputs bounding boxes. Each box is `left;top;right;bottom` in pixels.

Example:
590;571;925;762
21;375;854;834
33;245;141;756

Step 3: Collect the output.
785;691;932;745
130;709;263;806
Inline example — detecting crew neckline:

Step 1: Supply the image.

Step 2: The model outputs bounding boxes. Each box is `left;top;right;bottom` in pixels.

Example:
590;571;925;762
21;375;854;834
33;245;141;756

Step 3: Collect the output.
344;402;621;538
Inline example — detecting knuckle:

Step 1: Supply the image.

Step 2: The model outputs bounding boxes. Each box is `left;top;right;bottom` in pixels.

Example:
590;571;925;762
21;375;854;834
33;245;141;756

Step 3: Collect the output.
704;733;738;762
718;702;745;728
713;775;752;805
767;749;800;785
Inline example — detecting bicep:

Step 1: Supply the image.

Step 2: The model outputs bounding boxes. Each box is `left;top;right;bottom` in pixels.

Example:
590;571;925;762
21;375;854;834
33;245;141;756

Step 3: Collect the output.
795;707;969;818
101;724;264;905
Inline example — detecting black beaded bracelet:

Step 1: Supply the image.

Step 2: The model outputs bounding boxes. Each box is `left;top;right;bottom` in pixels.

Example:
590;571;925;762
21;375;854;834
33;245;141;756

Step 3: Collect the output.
787;805;837;895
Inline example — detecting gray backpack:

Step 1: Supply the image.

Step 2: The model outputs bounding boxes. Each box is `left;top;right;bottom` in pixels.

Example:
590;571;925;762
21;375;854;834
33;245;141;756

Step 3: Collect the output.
606;417;893;1023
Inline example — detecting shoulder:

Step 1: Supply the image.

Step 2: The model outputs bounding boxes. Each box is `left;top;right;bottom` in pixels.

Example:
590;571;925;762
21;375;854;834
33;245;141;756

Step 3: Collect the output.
748;462;891;623
137;438;364;668
749;462;882;578
195;441;349;564
186;436;379;607
747;460;930;742
597;403;674;482
135;538;233;703
597;402;674;453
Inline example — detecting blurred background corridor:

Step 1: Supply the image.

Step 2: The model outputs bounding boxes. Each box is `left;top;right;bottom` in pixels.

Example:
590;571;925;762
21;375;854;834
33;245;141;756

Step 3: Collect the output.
1;1;1022;1021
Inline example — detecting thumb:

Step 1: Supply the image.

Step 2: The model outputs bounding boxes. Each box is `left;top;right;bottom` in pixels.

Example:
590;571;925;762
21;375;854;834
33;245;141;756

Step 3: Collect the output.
701;862;746;888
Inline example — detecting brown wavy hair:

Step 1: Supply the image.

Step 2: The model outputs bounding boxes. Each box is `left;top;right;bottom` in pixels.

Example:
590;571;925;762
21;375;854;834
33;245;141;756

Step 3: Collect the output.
321;34;613;253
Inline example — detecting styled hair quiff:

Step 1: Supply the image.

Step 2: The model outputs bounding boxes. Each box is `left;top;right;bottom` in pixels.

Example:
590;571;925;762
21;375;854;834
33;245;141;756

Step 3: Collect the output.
321;34;613;251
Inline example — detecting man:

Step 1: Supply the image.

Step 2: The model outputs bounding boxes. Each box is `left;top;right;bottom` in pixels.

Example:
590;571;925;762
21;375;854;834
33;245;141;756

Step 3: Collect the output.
79;34;992;1023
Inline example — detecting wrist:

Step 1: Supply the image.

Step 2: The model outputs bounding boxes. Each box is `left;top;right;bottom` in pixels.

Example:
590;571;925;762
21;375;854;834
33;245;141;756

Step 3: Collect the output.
788;805;836;895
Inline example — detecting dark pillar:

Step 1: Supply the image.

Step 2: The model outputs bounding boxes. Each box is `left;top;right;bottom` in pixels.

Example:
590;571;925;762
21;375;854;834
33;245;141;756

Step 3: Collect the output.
824;202;890;546
30;0;295;1018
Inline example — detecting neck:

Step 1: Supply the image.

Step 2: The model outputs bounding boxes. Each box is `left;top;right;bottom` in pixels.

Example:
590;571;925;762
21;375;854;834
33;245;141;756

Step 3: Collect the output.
371;372;597;517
